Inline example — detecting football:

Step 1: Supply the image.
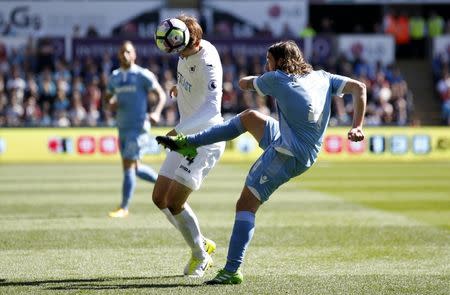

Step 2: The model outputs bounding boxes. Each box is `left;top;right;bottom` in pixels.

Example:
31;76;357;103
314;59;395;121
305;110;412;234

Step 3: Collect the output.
154;18;190;53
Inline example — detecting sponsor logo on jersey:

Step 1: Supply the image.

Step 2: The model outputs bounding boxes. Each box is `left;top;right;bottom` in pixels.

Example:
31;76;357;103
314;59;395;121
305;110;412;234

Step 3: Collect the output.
115;85;137;93
177;72;192;92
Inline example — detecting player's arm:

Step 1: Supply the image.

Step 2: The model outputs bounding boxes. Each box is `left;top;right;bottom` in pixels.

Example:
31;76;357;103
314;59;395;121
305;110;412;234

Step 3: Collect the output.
104;75;117;111
239;76;259;91
104;91;117;111
341;79;367;142
148;81;167;124
240;73;274;98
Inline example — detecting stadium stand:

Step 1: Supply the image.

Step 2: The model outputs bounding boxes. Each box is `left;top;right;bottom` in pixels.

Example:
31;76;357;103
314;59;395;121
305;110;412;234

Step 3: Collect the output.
1;2;449;127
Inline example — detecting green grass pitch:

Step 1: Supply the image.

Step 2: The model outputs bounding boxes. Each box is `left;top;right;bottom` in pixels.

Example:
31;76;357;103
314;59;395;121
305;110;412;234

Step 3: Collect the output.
0;161;449;294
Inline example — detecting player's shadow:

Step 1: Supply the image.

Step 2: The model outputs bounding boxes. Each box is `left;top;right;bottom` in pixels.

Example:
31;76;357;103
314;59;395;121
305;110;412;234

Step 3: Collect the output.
0;275;203;290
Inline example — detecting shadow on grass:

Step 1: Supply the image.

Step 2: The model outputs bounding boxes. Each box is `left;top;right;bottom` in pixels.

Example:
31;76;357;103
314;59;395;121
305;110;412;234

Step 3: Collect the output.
0;275;203;290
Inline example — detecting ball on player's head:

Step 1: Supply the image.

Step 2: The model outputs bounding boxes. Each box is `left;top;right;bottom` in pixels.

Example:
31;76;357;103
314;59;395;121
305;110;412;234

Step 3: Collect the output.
154;18;190;54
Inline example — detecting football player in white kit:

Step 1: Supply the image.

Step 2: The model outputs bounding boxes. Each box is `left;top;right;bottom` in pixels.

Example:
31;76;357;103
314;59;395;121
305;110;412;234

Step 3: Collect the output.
151;15;225;277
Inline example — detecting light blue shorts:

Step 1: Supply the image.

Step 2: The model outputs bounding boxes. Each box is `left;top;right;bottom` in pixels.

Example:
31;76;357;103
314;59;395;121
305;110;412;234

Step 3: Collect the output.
119;129;157;160
245;118;309;203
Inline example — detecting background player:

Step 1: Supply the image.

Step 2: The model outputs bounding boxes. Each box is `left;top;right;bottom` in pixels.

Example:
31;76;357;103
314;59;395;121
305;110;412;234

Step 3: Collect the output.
156;40;367;284
105;41;166;218
151;15;226;277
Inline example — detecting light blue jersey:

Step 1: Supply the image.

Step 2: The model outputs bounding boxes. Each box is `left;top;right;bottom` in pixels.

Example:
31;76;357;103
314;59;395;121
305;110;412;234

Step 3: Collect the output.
107;64;159;131
108;64;160;160
254;70;348;166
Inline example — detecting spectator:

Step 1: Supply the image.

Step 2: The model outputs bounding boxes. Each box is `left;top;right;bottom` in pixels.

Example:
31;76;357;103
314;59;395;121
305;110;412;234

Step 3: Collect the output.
52;109;70;127
86;25;99;37
68;90;86;126
427;11;444;38
409;12;426;57
437;70;450;124
299;22;316;38
53;88;70;113
5;90;24;126
38;67;57;107
23;95;41;126
6;66;26;102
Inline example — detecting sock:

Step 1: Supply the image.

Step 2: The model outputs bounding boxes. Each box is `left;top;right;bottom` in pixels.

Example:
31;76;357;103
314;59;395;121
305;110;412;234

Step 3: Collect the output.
184;203;204;240
136;164;157;183
187;115;245;147
161;208;178;229
173;207;205;258
120;168;136;210
224;211;255;273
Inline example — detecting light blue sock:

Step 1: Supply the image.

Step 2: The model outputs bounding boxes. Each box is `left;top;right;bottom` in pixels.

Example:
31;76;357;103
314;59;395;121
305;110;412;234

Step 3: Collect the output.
121;169;136;210
187;115;245;147
224;211;255;273
136;164;157;183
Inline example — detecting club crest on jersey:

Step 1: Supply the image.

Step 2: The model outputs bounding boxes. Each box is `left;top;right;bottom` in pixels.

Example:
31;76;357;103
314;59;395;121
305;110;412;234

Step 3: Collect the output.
189;65;196;73
208;80;217;91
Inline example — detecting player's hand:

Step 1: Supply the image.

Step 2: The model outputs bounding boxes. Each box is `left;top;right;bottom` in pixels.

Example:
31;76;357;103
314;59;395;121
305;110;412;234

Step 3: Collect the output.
148;112;160;124
169;86;178;98
347;127;365;142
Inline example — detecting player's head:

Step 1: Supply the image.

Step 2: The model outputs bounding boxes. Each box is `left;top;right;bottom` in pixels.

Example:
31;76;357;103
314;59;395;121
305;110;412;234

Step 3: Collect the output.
177;14;203;57
267;40;312;75
118;40;136;69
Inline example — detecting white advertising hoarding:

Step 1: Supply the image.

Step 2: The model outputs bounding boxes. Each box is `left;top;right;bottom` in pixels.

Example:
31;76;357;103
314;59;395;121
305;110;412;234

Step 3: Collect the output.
205;0;308;38
338;34;395;65
0;1;163;36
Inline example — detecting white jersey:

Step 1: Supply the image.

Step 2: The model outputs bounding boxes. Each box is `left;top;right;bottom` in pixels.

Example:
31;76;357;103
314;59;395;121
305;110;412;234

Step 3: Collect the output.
174;39;224;135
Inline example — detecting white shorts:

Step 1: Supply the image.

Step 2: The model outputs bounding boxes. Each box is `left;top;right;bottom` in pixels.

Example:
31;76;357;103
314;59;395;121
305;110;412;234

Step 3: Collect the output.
158;142;225;191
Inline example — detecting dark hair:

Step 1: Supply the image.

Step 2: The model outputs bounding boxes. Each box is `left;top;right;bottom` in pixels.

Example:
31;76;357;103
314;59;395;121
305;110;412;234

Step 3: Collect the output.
177;14;203;49
268;40;312;75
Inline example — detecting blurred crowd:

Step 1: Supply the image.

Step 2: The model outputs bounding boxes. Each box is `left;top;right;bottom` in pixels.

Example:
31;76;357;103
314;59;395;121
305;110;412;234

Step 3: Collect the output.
0;35;413;128
433;53;450;125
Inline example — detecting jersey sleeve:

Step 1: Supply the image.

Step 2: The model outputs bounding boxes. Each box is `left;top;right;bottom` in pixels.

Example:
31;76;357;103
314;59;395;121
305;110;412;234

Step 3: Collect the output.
327;72;350;96
175;59;223;134
254;71;276;97
141;69;160;91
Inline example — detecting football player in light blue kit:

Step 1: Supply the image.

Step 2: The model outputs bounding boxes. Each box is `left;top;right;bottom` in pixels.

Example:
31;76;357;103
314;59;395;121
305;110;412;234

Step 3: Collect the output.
156;40;366;284
106;41;167;218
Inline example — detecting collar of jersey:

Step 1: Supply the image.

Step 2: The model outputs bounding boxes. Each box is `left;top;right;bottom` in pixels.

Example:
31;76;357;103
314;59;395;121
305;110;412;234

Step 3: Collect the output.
119;64;138;73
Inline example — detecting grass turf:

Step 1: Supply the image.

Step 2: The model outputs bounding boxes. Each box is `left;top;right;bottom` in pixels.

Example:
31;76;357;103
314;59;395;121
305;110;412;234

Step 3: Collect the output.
0;162;449;294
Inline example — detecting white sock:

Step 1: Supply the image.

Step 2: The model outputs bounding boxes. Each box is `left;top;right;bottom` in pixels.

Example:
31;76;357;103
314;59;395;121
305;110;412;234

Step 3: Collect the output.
161;208;178;229
174;207;205;259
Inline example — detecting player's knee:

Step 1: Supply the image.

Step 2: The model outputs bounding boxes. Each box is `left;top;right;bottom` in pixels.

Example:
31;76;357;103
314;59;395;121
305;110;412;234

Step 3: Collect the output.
240;109;260;125
167;203;183;215
152;191;167;209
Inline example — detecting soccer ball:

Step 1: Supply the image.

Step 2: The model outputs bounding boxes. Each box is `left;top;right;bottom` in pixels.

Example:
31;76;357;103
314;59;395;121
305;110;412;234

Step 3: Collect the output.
154;18;190;53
